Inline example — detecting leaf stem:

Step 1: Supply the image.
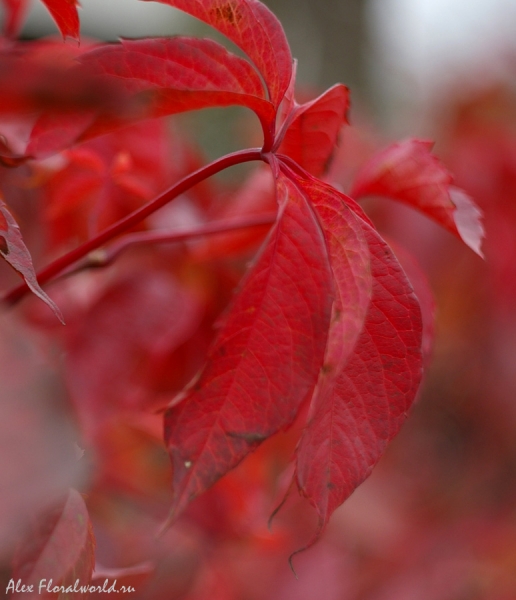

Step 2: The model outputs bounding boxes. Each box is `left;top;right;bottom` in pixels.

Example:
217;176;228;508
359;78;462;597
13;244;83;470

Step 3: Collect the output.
2;148;265;306
59;212;277;277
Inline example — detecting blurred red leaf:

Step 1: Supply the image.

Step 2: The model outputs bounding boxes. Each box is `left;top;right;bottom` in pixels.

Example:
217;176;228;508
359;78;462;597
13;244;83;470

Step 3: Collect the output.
1;0;30;37
64;270;203;435
350;138;485;257
0;197;63;321
277;84;350;177
11;488;95;599
0;40;127;157
28;35;278;155
0;315;85;559
41;119;181;247
164;170;333;520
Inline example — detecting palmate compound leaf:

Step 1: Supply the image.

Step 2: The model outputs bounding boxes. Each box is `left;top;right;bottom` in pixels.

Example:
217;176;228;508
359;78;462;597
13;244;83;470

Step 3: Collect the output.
164;170;334;521
276;84;350;178
350;138;485;257
11;488;95;599
294;207;423;542
0;197;63;322
145;0;292;110
27;36;276;157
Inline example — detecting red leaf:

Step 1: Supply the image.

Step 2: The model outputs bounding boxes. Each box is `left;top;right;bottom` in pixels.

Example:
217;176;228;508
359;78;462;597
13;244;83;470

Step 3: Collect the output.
295;215;423;539
28;36;276;156
350;138;485;257
386;238;436;366
277;84;350;177
41;119;183;247
281;167;372;371
0;198;63;322
11;489;95;599
164;170;333;521
1;0;30;37
145;0;292;110
64;270;203;435
40;0;80;40
82;36;274;121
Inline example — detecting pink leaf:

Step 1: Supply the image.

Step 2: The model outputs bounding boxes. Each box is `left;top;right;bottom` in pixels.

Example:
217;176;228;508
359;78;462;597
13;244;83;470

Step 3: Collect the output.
145;0;292;109
0;198;63;322
164;170;333;521
295;215;423;540
40;0;80;40
350;138;485;257
277;84;350;177
11;489;95;599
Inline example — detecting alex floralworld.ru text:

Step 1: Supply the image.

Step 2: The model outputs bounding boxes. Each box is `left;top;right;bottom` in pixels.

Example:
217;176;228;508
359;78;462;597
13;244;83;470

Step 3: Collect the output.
6;578;136;594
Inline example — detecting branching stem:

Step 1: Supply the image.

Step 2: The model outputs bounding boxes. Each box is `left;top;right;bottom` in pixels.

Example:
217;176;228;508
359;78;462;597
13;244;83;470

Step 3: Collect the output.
59;212;277;278
3;148;266;306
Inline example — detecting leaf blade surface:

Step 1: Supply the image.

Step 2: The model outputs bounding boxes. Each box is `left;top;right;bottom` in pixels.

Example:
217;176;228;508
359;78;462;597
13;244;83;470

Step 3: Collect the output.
28;36;276;156
295;214;423;536
145;0;292;108
277;84;350;177
164;170;333;520
351;138;484;256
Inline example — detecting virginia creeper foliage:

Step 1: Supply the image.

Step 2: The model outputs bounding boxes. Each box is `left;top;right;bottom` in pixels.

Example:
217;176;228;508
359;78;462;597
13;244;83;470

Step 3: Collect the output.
0;0;484;586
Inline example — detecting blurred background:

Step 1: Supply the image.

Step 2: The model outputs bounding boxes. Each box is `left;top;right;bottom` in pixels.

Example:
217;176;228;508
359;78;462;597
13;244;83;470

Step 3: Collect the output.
3;0;516;598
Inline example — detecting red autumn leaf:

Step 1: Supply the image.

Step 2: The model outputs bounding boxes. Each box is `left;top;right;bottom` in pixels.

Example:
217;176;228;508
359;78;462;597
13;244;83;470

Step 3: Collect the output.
11;488;95;599
295;215;423;541
40;0;80;40
280;167;372;370
28;36;276;156
350;138;485;257
41;118;182;247
26;112;97;161
1;0;30;37
0;40;84;115
276;84;350;178
164;170;333;521
0;197;63;322
0;40;126;157
64;270;203;436
147;0;292;110
84;36;274;126
386;238;436;365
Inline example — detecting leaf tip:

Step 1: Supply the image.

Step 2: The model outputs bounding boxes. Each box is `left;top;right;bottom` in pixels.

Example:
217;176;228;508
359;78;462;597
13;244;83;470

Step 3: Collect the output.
156;510;177;539
450;187;485;259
